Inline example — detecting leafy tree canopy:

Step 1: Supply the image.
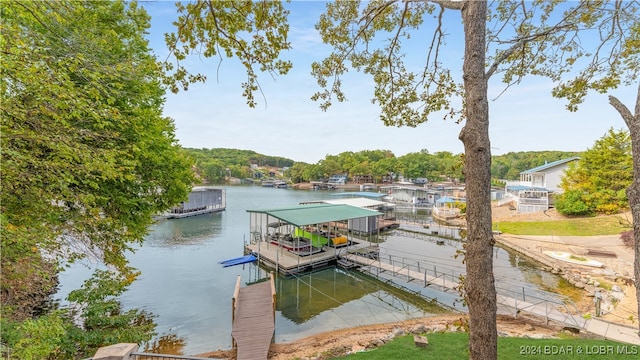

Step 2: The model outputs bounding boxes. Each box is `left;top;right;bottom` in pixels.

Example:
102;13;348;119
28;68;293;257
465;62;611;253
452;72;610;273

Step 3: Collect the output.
1;0;194;356
556;128;633;215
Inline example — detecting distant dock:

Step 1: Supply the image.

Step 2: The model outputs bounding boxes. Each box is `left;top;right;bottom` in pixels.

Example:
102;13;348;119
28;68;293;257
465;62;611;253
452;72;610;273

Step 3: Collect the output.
158;187;226;219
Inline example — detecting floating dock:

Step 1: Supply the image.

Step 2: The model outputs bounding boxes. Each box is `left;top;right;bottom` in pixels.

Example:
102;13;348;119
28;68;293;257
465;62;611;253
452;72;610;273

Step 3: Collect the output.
245;240;378;275
245;203;385;275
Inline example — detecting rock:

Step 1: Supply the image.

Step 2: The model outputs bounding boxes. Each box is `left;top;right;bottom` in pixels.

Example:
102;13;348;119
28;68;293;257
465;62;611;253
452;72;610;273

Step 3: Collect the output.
610;291;625;301
391;326;405;337
563;326;580;334
414;334;429;348
410;324;428;334
368;338;385;348
574;281;586;289
611;285;623;293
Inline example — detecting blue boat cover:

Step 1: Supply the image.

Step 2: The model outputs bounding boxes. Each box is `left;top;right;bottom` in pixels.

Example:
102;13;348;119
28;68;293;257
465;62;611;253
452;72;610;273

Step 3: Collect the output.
220;254;257;267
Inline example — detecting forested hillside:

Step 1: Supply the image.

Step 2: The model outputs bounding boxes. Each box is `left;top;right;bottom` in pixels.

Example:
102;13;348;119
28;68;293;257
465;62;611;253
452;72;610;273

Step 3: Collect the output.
186;148;582;184
183;148;295;183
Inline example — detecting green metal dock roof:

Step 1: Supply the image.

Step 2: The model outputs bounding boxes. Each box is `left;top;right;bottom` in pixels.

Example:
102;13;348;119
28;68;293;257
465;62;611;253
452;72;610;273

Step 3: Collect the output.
246;204;382;227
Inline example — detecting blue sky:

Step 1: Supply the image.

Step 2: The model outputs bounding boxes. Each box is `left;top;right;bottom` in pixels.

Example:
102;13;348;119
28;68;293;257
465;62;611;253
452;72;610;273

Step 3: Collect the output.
143;1;636;164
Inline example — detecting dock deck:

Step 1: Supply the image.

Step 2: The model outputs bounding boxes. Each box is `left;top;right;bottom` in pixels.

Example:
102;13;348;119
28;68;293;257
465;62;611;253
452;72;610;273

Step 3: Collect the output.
246;240;377;275
231;275;276;360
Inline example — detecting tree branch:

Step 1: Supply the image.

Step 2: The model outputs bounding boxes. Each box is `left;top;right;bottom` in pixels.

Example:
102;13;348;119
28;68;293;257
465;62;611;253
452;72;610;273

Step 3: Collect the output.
608;82;639;132
485;2;588;79
430;0;464;11
609;94;635;125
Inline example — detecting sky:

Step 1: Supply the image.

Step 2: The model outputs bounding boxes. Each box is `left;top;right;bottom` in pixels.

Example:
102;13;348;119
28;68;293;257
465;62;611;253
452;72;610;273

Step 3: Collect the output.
142;1;637;164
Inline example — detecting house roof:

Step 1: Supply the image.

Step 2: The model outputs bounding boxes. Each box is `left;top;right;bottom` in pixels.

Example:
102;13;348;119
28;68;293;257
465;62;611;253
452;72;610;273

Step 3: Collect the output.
330;191;387;199
520;157;580;174
320;198;388;208
246;204;382;227
506;185;549;192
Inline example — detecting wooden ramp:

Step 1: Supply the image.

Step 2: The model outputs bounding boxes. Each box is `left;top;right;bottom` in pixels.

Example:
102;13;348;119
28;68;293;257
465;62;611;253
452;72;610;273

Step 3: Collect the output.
231;274;276;360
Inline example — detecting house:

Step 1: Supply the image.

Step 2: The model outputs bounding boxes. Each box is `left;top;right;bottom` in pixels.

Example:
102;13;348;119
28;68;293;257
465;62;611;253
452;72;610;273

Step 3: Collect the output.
502;157;579;213
353;174;374;184
327;174;348;185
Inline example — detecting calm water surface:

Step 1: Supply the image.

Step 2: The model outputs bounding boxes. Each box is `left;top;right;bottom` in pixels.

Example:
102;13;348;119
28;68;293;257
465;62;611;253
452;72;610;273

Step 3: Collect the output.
57;186;569;355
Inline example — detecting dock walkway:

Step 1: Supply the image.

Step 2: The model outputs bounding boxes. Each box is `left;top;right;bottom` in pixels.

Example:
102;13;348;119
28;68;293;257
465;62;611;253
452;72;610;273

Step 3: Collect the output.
231;275;276;360
341;253;640;345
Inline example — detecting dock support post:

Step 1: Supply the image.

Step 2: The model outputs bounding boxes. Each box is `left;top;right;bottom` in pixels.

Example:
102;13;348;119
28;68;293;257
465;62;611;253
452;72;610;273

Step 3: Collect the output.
232;275;241;349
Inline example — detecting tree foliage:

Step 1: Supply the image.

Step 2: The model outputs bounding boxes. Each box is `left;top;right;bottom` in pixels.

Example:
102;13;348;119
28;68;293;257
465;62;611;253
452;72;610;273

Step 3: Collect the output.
163;0;293;106
1;0;194;356
184;146;592;186
183;147;295;182
556;129;633;215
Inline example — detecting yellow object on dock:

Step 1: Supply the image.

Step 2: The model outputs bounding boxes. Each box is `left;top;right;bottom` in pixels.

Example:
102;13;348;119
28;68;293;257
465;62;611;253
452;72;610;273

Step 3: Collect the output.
331;236;348;245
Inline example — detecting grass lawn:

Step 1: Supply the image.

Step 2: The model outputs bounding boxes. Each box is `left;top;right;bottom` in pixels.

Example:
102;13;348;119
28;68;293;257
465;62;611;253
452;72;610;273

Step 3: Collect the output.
492;215;630;236
332;332;637;359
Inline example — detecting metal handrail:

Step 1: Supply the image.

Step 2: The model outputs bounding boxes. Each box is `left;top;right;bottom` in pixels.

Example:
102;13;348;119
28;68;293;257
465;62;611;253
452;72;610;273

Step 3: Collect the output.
356;252;585;329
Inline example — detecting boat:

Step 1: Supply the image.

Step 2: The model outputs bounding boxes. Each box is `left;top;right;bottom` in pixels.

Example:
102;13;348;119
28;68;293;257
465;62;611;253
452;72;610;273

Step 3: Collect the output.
542;251;604;268
269;235;321;254
294;227;349;247
273;180;288;188
431;196;463;223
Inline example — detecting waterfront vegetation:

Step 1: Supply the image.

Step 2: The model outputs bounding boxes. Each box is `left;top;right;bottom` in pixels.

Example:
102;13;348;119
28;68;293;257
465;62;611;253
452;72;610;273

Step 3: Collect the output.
492;213;630;236
332;332;633;360
185;147;580;185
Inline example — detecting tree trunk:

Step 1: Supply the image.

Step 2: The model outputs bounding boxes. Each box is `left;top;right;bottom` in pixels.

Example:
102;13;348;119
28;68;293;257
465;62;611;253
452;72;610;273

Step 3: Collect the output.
609;85;640;338
459;1;497;359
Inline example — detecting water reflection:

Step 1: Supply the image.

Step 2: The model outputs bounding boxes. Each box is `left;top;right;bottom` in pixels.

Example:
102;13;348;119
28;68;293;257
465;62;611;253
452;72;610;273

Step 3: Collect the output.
145;213;223;247
275;268;448;324
144;334;186;355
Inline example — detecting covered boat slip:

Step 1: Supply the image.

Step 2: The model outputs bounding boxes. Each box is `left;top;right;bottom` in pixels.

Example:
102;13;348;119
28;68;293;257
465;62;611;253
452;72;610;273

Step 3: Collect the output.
246;204;383;274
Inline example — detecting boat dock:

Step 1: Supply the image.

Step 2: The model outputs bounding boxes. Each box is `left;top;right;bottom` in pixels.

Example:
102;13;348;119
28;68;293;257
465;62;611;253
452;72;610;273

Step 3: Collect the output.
245;203;385;275
161;187;226;219
231;274;276;360
245;240;377;275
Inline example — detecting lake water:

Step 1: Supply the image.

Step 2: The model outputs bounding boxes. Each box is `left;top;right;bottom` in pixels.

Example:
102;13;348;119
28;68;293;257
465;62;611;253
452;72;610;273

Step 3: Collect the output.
56;186;570;355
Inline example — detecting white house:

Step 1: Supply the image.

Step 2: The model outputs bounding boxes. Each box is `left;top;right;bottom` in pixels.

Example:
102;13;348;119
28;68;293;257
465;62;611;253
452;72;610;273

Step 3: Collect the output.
502;157;579;213
327;174;348;185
